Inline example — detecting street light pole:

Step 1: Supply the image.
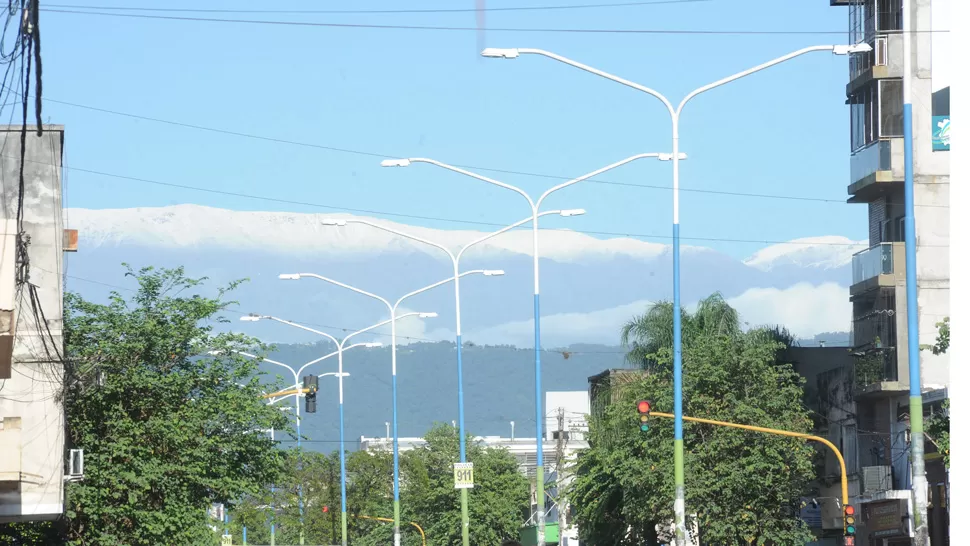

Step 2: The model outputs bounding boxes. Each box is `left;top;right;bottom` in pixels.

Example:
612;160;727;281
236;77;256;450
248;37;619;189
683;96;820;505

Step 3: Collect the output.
481;43;871;545
279;270;497;546
241;312;441;546
228;344;354;546
383;153;669;542
324;212;576;546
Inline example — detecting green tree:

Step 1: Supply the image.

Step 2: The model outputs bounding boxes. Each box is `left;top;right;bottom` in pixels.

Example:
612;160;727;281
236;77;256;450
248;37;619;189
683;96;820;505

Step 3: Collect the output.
571;294;815;545
400;423;530;546
51;265;288;545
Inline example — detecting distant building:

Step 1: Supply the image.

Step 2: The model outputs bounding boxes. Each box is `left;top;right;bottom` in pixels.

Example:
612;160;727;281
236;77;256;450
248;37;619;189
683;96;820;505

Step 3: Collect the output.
1;125;77;522
825;0;950;544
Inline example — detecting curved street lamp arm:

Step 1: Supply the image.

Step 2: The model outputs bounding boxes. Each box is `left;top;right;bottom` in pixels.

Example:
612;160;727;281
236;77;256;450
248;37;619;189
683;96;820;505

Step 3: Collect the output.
291;273;394;314
455;212;560;262
342;219;457;265
341;312;423;347
408;158;536;208
393;270;487;310
677;45;836;114
536;153;663;207
516;48;676;115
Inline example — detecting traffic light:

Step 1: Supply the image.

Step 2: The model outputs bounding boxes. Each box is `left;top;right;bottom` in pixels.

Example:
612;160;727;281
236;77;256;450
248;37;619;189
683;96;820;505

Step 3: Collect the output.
636;400;652;432
843;504;856;541
304;375;319;413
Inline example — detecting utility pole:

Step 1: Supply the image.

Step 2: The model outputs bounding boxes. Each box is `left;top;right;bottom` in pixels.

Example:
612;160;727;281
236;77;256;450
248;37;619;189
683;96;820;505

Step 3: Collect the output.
555;407;566;546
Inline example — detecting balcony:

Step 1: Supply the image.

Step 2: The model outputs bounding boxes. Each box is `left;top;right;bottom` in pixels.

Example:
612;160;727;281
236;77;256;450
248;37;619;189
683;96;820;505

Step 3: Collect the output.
849;140;903;201
850;242;903;297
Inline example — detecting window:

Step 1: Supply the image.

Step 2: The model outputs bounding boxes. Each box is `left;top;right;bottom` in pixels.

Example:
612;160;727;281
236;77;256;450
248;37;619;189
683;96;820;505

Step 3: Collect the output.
879;79;903;137
849;79;902;151
876;0;903;32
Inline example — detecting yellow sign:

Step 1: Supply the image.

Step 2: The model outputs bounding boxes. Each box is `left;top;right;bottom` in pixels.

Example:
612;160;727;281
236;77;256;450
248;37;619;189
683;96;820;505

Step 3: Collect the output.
221;535;232;546
453;462;474;489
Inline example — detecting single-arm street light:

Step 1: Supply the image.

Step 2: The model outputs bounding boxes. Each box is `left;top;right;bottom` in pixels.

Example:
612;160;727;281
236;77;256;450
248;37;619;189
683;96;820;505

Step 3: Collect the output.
278;270;497;546
382;153;672;536
324;211;576;546
481;42;871;545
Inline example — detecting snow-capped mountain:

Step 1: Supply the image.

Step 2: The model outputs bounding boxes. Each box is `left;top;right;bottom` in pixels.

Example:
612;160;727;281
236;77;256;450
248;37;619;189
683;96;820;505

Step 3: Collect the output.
65;205;857;346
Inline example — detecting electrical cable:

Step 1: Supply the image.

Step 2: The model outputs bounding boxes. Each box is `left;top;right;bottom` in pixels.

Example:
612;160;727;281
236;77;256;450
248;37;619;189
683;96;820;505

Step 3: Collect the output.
38;8;950;36
40;0;711;15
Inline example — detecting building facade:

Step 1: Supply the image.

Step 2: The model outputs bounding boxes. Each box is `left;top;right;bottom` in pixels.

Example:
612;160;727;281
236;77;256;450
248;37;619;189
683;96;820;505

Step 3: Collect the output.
0;126;75;522
818;1;950;543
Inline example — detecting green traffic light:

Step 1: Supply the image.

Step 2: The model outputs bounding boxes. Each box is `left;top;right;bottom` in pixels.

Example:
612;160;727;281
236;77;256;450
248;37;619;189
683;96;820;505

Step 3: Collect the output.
640;424;649;432
846;525;855;535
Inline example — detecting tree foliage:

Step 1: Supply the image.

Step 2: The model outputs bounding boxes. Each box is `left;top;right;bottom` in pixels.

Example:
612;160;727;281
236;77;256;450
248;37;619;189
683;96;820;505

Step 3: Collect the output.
228;424;529;545
0;265;291;545
572;294;815;545
924;317;950;468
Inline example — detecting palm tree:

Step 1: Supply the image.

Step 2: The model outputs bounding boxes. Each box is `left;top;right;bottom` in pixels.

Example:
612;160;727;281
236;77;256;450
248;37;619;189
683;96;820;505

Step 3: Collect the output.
621;292;741;370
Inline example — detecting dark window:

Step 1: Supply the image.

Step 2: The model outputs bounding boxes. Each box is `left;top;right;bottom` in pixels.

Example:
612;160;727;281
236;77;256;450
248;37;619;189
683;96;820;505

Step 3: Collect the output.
876;0;903;32
880;80;904;137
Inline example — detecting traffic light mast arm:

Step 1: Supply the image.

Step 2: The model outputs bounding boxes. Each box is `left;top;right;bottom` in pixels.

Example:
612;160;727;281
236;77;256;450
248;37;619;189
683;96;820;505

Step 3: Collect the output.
261;387;309;399
651;411;849;506
351;515;426;546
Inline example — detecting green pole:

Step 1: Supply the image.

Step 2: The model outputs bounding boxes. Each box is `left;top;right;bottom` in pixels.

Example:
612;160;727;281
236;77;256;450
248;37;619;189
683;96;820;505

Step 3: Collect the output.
460;488;470;545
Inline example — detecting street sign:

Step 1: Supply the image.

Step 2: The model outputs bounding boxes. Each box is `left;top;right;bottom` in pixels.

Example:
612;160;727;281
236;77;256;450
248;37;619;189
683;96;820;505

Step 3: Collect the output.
221;535;232;546
453;462;474;489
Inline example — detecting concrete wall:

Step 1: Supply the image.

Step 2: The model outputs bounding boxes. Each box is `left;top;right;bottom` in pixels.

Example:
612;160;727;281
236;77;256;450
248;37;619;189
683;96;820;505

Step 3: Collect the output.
0;125;66;522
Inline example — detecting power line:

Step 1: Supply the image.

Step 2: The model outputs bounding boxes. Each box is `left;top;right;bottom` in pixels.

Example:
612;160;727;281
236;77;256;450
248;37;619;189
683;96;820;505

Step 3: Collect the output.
30;94;948;209
41;8;948;36
41;0;711;15
51;159;900;247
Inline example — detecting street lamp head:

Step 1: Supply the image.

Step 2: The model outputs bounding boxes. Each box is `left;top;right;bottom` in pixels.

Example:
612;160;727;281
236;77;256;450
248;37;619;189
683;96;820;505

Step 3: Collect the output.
417;312;438;318
481;47;519;59
240;315;261;322
833;43;872;55
483;269;506;276
658;152;688;161
363;342;384;348
321;219;347;227
380;158;411;168
559;209;586;217
278;273;301;280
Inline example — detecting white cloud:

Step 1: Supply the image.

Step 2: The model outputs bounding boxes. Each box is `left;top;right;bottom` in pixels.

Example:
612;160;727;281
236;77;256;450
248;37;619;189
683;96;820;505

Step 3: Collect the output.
743;236;866;271
726;283;851;339
467;283;850;347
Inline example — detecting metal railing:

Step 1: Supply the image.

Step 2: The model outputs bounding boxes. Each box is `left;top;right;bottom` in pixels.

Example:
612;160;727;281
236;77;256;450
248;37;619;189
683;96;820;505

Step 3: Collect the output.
852;242;894;285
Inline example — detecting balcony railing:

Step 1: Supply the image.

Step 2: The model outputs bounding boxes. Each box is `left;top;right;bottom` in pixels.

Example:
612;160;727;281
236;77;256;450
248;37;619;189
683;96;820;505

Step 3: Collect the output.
852;243;894;285
850;139;893;185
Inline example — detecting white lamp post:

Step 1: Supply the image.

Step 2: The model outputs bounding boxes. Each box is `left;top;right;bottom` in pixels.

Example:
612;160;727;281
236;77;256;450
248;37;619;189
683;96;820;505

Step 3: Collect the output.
381;153;672;537
277;270;498;546
323;211;578;546
480;43;872;546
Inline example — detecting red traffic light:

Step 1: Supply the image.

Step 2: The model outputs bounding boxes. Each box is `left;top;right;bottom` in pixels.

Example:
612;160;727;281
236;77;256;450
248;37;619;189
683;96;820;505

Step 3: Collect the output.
844;505;855;516
322;505;329;513
637;400;651;413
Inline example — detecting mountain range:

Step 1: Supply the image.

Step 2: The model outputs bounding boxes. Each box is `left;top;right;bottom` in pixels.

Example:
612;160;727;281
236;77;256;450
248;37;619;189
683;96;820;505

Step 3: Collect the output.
64;204;863;349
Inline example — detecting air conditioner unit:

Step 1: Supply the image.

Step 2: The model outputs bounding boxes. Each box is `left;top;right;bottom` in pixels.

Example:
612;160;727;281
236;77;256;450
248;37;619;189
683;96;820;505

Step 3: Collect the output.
862;465;893;494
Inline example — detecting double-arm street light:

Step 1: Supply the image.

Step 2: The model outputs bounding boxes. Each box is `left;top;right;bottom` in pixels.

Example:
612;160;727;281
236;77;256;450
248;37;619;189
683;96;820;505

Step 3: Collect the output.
228;345;352;546
323;210;581;546
480;43;872;545
382;152;676;536
242;312;431;546
278;270;501;546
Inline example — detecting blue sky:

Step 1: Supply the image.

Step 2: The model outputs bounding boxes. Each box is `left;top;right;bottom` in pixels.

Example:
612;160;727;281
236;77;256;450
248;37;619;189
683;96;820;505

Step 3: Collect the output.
30;0;866;260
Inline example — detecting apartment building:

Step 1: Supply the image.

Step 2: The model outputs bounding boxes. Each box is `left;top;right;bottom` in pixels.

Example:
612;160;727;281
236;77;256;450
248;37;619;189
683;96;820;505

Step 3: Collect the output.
818;0;950;544
0;125;79;522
